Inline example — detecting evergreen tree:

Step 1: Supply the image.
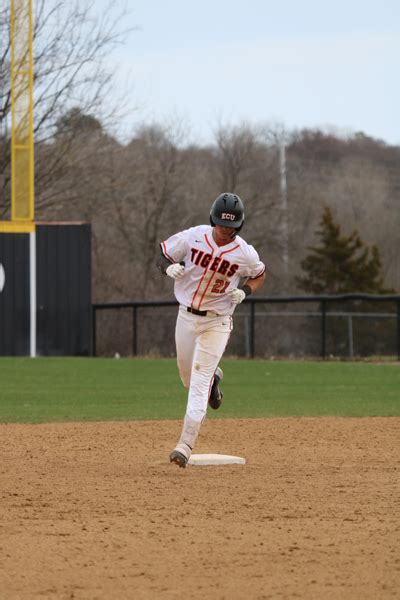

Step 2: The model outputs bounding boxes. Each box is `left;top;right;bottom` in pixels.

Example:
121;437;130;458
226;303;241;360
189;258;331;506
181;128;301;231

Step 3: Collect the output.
296;207;392;294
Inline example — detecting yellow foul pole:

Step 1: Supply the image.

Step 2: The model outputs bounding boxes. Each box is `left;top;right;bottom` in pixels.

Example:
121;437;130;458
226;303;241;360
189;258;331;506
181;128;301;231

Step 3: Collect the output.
10;0;34;222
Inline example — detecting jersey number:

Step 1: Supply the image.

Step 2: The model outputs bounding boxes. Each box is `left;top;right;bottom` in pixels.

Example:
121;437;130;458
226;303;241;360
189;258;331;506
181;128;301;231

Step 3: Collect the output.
211;279;229;294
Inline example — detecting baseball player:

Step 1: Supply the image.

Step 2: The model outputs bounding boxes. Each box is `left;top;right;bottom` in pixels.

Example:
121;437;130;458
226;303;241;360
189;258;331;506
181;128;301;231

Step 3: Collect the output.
158;193;266;468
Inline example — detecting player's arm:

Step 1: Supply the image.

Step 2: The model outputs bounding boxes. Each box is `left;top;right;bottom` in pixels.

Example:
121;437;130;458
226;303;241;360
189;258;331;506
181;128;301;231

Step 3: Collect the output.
227;272;265;304
242;271;266;296
157;246;185;279
227;245;266;305
157;249;173;274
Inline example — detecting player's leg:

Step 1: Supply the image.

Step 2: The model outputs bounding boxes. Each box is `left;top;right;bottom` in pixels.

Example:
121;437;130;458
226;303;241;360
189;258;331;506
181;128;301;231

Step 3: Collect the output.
175;307;196;388
208;365;223;409
169;414;202;468
170;316;231;468
186;319;231;422
170;308;198;468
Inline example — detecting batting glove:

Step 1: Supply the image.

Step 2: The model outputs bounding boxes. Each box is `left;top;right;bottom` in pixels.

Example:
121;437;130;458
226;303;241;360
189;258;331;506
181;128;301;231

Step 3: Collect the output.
166;263;185;280
227;288;246;305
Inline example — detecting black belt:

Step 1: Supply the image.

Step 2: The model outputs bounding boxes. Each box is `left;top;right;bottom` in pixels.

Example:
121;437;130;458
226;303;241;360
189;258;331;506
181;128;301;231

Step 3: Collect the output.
187;306;208;317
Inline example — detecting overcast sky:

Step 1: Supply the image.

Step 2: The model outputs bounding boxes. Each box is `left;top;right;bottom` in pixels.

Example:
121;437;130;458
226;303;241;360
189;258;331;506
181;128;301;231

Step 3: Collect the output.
99;0;400;145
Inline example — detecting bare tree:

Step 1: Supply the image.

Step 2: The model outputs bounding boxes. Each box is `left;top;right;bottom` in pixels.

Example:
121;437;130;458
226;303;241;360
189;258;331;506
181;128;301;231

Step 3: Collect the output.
211;123;287;291
93;124;190;299
0;0;132;217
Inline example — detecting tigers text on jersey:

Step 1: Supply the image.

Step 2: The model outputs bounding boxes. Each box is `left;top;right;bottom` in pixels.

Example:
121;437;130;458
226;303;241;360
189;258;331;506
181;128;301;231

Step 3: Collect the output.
161;225;265;316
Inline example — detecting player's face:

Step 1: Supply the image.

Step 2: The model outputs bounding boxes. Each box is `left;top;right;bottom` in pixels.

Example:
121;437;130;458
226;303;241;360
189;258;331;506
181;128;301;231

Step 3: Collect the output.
213;225;236;245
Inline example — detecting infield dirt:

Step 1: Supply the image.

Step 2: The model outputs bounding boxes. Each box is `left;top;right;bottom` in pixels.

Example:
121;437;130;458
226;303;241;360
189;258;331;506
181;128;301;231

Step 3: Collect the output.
1;418;399;599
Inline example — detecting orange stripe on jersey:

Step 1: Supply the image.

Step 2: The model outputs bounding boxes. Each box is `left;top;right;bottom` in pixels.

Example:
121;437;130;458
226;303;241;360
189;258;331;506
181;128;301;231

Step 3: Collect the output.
161;241;174;263
197;241;240;309
222;243;240;255
249;266;266;280
191;234;215;309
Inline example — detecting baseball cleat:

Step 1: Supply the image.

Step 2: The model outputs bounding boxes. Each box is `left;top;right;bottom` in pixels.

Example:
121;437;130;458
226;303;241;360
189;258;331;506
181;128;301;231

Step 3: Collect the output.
208;367;223;410
169;443;191;468
169;450;188;468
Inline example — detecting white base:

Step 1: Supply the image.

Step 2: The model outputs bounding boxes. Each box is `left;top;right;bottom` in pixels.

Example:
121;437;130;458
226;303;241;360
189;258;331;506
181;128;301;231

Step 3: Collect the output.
188;453;246;466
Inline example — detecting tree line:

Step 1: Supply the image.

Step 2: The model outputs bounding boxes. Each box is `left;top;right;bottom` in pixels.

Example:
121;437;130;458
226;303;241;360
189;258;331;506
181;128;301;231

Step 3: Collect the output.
1;0;399;307
2;107;400;301
31;116;400;302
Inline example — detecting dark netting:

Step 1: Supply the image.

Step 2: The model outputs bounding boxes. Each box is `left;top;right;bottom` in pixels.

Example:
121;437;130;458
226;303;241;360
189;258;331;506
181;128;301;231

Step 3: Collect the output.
325;299;398;358
93;297;400;359
135;306;178;356
95;308;133;357
224;302;249;356
252;302;322;358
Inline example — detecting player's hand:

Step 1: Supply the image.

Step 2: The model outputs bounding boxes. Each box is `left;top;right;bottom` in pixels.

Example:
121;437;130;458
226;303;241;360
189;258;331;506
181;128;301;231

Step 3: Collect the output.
166;263;185;280
227;288;246;305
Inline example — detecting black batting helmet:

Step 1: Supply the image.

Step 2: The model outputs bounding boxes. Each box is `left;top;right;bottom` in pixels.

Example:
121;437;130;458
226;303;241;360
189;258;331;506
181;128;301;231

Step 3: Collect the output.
209;193;245;231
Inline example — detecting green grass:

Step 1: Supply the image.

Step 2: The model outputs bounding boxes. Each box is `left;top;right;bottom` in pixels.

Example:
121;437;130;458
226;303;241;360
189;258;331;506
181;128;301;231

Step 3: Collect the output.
0;357;399;423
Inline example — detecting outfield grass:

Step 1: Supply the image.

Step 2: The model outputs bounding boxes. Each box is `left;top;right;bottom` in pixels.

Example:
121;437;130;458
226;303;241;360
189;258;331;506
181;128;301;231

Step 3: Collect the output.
0;357;399;423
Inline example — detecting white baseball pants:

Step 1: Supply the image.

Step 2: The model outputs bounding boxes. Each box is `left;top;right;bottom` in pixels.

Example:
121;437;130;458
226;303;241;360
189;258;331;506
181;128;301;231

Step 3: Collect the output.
175;306;232;422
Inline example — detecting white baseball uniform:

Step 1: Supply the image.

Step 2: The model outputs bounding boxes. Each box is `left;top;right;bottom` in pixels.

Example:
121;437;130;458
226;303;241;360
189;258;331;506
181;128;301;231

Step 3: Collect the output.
161;224;265;422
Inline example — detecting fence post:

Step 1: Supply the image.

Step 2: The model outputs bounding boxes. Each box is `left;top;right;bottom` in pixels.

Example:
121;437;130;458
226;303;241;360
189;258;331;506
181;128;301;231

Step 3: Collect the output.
250;301;255;358
320;300;327;359
347;315;354;359
92;306;96;357
397;301;400;361
133;305;138;356
244;316;251;358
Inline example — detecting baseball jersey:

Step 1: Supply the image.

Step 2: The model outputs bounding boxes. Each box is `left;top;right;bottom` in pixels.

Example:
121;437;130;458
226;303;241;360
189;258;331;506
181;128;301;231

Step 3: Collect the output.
161;225;265;316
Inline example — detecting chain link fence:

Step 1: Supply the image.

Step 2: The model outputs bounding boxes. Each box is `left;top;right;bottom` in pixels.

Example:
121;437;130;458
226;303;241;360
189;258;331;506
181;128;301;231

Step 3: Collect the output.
92;295;400;359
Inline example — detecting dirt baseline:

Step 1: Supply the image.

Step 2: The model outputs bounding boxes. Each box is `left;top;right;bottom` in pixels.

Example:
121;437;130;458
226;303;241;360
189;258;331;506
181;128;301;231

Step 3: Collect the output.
1;418;399;600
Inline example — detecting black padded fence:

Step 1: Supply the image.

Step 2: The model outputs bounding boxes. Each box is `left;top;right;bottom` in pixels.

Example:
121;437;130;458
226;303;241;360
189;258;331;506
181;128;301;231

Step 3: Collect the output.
92;294;400;359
